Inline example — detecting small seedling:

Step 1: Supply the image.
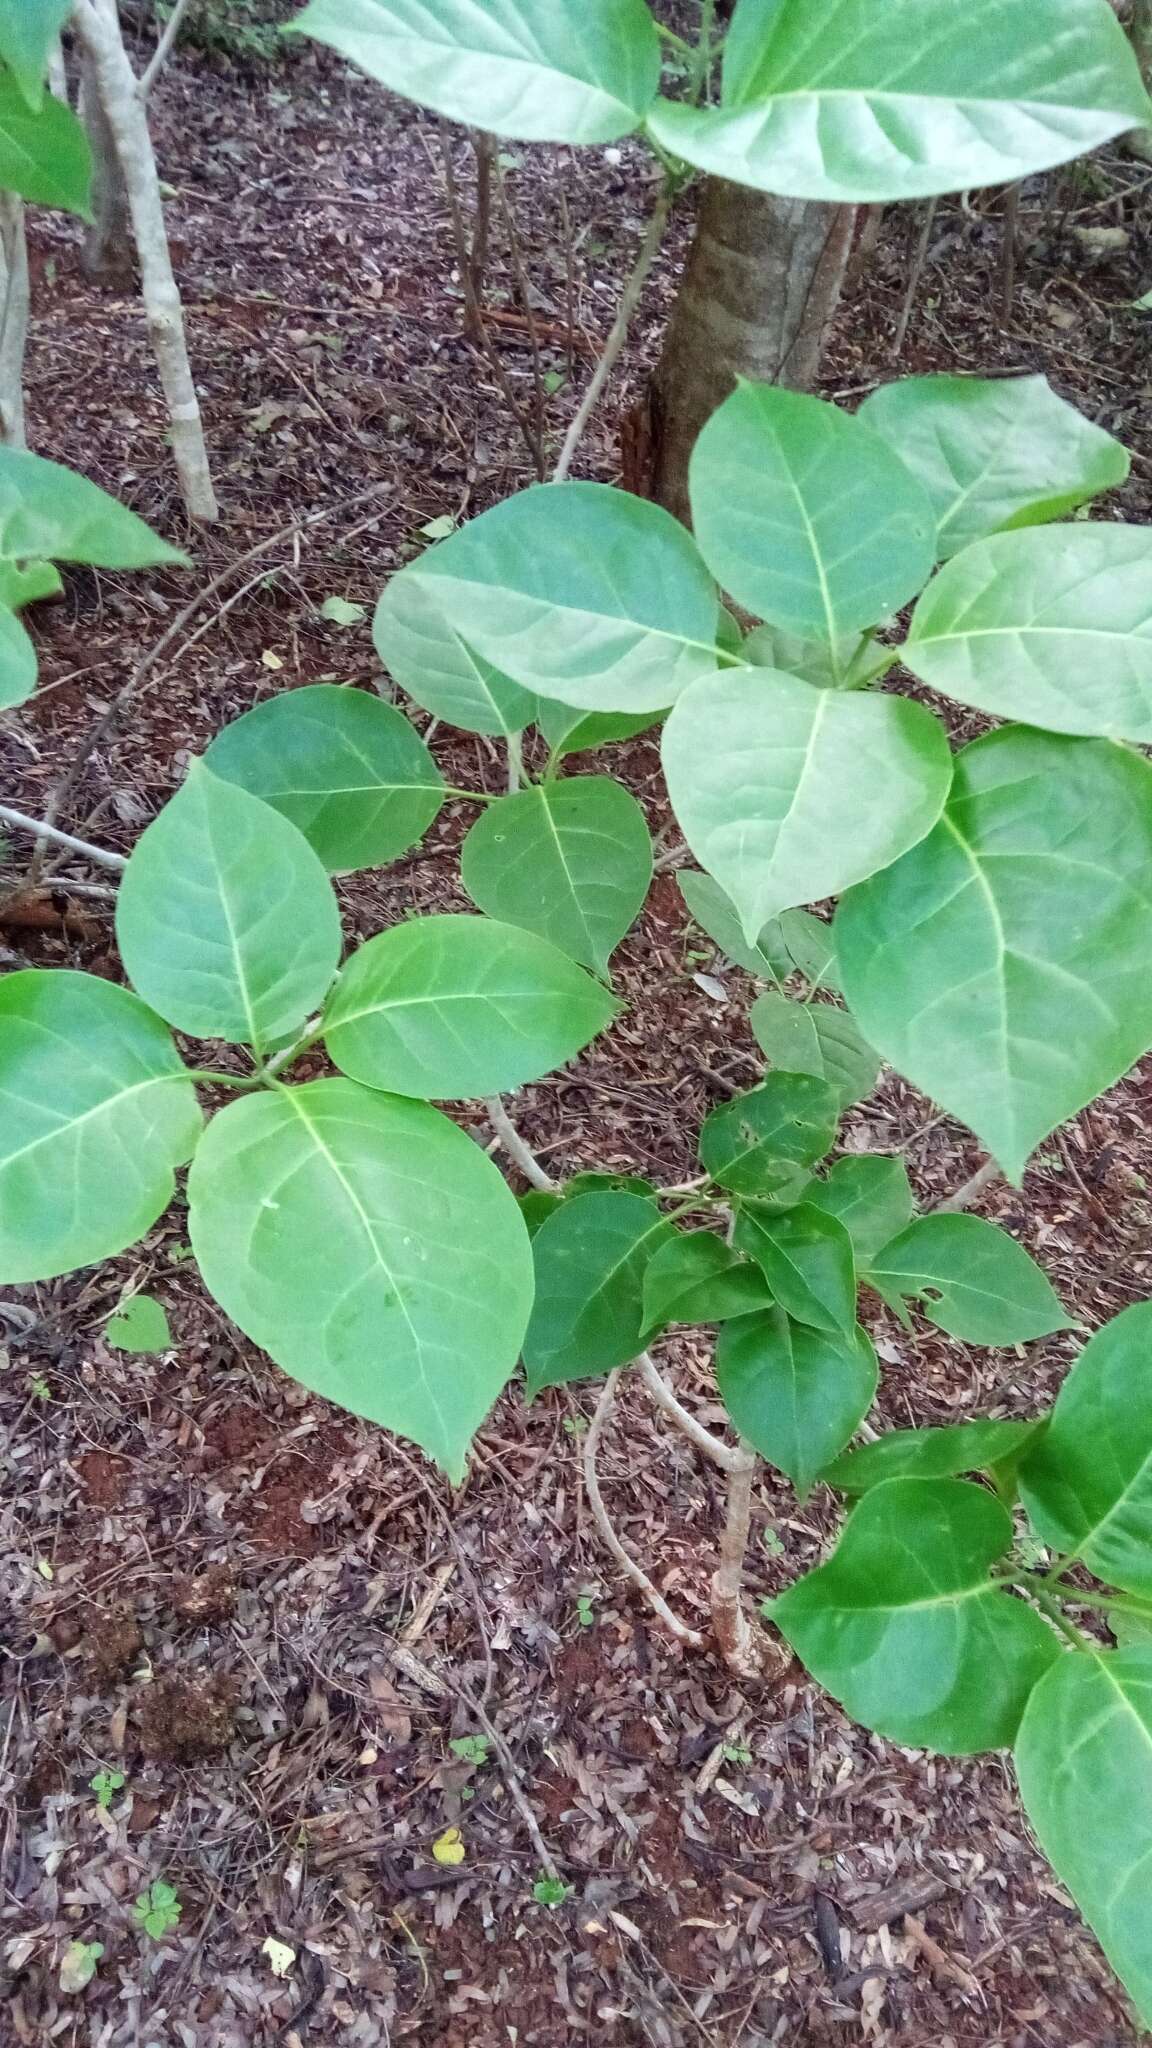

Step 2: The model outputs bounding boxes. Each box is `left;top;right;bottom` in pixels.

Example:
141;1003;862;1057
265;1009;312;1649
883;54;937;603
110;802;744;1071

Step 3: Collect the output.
575;1591;596;1629
58;1939;103;1994
27;1375;51;1402
104;1294;172;1355
562;1415;587;1438
722;1742;752;1768
449;1734;491;1765
532;1876;572;1908
134;1880;182;1939
90;1768;125;1810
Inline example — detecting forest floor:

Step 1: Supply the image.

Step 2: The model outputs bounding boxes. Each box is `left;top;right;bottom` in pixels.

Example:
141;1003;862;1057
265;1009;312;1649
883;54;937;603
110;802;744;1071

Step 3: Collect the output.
4;28;1152;2048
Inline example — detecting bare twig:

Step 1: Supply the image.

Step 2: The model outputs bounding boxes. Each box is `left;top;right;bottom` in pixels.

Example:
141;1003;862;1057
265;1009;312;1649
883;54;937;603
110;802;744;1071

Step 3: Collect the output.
439;135;545;478
553;177;674;483
933;1157;1003;1214
495;152;547;461
0;806;126;870
1000;182;1020;321
636;1351;742;1474
138;0;194;96
583;1371;705;1648
484;1095;557;1191
468;132;493;319
892;197;938;359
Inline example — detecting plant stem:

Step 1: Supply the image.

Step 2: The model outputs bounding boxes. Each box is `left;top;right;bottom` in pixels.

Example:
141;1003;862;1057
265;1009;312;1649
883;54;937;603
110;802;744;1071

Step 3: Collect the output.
444;784;496;805
1021;1577;1097;1651
711;1445;783;1677
552;178;674;483
506;731;524;793
0;805;126;870
183;1068;266;1092
138;0;194;96
261;1019;324;1081
690;0;718;101
485;1095;557;1191
933;1156;1003;1215
657;24;695;57
636;1351;743;1474
583;1371;706;1647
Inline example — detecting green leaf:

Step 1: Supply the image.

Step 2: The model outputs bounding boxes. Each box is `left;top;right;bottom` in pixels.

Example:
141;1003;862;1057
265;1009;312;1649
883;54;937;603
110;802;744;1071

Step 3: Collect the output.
689;384;937;642
773;910;841;992
678;872;840;990
906;526;1152;743
187;1078;533;1479
699;1075;838;1197
535;701;660;756
866;1214;1069;1345
0;603;36;709
290;0;660;144
565;1170;656;1200
0;0;71;106
323;913;618;1100
717;1306;877;1493
663;668;953;943
1015;1646;1152;2028
805;1156;913;1264
404;483;720;713
319;594;366;626
105;1293;172;1355
373;574;537;737
859;374;1130;560
821;1418;1044;1494
743;622;875;691
771;1478;1060;1752
733;1202;857;1335
1019;1301;1152;1598
0;970;201;1285
522;1192;673;1393
752;994;879;1107
116;763;342;1050
641;1232;772;1331
203;684;445;872
0;72;90;213
460;776;652;976
519;1191;562;1236
836;726;1152;1182
646;0;1150;202
0;447;185;597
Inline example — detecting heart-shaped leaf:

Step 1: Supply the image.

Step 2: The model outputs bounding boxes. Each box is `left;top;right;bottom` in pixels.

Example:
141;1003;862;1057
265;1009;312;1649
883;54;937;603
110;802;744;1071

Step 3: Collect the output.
1016;1646;1152;2028
836;726;1152;1181
859;374;1130;559
522;1192;674;1393
646;0;1149;202
203;684;445;871
324;914;618;1100
866;1214;1069;1345
1020;1302;1152;1597
291;0;661;144
717;1306;877;1493
663;668;952;943
906;525;1152;741
188;1079;532;1479
689;384;937;641
373;573;537;737
0;970;201;1284
402;483;720;713
460;776;652;975
771;1478;1060;1751
116;763;342;1050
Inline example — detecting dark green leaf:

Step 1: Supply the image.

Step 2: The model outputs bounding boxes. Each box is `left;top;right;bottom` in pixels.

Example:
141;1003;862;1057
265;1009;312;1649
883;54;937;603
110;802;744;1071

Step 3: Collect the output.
0;604;36;709
717;1306;877;1492
460;776;652;975
752;995;879;1107
699;1075;839;1195
822;1418;1044;1494
866;1214;1069;1345
641;1232;772;1330
733;1202;857;1335
772;1478;1060;1752
805;1156;913;1264
522;1192;673;1393
535;701;659;755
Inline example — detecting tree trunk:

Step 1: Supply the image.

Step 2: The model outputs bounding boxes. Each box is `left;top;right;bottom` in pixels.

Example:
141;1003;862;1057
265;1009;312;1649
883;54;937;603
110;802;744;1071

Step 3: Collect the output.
80;52;133;282
0;193;29;447
639;179;855;524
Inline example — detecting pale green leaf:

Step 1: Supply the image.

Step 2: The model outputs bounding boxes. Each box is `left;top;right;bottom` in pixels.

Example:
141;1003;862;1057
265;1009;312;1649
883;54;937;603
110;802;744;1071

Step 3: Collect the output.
743;622;876;689
323;913;618;1099
859;374;1130;559
535;700;659;755
0;71;90;212
663;668;953;942
290;0;661;145
733;1202;857;1335
522;1192;674;1393
866;1214;1069;1345
0;604;36;709
0;970;201;1285
836;726;1152;1181
646;0;1150;202
641;1231;772;1331
805;1156;913;1264
404;483;720;713
0;0;71;106
115;762;342;1050
699;1074;838;1196
203;683;444;871
717;1306;877;1492
906;525;1152;742
187;1078;533;1479
771;1478;1060;1752
1016;1646;1152;2027
0;447;185;598
319;594;366;626
460;776;651;976
689;384;936;642
822;1418;1043;1494
748;992;822;1073
1020;1302;1152;1598
105;1293;172;1354
373;573;536;737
